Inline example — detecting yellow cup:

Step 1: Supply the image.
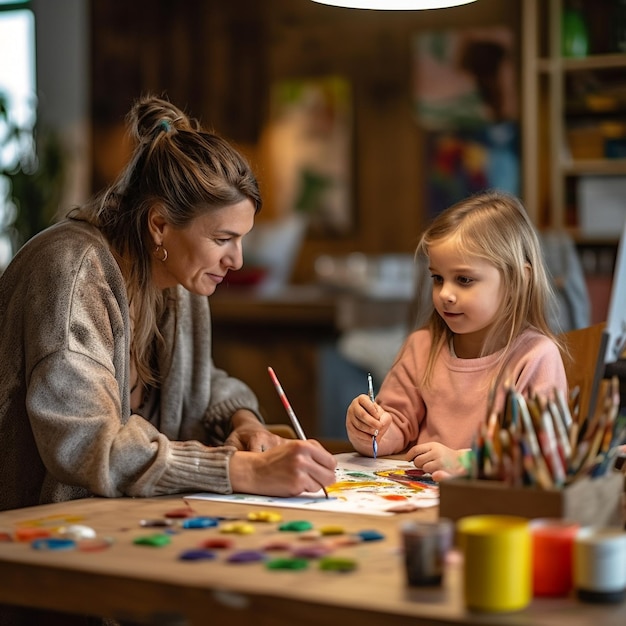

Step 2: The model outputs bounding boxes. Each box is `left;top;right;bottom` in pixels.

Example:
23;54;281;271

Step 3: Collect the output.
457;515;531;612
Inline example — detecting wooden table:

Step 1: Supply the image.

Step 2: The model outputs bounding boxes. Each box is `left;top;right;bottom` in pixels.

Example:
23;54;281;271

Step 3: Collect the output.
1;496;626;625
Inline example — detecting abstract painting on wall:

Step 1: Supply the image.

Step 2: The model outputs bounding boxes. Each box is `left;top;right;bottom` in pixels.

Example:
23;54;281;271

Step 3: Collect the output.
413;27;519;217
260;75;353;237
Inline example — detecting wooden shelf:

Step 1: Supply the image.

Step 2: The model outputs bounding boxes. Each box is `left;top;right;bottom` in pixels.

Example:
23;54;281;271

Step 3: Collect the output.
562;158;626;176
538;53;626;73
522;0;626;235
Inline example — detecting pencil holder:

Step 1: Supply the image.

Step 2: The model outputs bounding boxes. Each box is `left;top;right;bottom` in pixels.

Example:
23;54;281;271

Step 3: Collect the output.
439;471;625;527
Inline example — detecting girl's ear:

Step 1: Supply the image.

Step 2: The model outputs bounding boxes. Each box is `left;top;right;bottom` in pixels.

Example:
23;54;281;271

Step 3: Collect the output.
147;205;168;244
522;262;533;292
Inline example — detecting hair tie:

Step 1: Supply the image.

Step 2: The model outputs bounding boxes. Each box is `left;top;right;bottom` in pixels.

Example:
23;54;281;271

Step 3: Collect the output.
159;120;171;133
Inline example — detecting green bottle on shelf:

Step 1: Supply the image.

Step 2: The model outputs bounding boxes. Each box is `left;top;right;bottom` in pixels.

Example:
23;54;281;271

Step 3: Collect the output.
562;6;589;57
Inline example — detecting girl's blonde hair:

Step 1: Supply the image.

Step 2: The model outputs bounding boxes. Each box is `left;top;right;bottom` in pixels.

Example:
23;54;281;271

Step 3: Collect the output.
72;94;262;388
416;190;563;389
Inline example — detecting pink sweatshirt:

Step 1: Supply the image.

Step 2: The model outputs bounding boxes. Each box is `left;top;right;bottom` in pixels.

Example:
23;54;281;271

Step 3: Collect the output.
372;327;568;456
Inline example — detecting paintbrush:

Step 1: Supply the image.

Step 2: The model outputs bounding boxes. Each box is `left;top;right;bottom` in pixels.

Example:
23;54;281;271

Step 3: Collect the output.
267;366;329;498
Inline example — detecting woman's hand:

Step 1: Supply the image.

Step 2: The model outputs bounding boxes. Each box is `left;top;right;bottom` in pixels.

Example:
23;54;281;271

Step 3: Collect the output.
345;394;392;456
224;410;285;452
229;439;337;497
405;442;468;477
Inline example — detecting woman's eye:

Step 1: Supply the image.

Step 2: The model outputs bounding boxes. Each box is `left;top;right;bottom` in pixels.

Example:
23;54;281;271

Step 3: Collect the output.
216;238;231;245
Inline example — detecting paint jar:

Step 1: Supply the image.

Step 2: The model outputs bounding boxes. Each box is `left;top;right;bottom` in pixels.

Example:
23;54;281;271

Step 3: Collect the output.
531;518;580;597
574;527;626;603
400;518;453;586
456;515;531;612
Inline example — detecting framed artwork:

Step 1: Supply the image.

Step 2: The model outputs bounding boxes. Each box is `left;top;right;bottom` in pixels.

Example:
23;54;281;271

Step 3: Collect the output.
413;27;519;218
424;121;520;219
413;26;517;130
260;75;353;237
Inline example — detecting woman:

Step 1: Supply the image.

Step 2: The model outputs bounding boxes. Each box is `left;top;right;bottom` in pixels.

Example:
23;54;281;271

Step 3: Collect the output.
0;94;336;514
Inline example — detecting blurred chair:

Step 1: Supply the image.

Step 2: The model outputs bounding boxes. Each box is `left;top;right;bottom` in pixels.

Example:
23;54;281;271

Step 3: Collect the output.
266;422;354;453
559;322;607;420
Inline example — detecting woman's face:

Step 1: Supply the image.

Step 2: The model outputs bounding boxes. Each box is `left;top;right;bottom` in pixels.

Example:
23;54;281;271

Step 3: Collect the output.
150;198;256;296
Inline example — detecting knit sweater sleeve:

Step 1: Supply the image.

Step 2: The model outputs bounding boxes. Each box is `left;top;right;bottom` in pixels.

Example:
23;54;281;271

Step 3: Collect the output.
22;227;242;499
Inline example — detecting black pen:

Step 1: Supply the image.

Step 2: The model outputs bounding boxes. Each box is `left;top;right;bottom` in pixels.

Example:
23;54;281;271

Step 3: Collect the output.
368;372;378;459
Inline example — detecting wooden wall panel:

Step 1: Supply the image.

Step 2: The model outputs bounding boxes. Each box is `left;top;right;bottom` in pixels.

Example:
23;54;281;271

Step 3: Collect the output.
90;0;521;277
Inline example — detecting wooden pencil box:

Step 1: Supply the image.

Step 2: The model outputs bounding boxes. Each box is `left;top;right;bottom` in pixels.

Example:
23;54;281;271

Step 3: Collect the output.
439;471;625;527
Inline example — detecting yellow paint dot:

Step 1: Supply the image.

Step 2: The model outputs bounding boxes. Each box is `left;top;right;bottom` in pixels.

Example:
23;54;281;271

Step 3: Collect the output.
247;510;283;523
220;522;256;535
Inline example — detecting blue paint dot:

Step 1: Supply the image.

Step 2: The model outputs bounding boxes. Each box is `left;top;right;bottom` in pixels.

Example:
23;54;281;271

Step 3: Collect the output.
178;549;217;561
356;529;385;542
32;538;76;551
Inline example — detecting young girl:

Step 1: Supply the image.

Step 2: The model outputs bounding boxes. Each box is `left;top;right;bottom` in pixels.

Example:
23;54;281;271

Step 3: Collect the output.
345;190;568;478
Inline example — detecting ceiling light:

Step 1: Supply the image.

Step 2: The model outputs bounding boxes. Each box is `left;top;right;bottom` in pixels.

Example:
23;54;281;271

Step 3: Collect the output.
309;0;478;10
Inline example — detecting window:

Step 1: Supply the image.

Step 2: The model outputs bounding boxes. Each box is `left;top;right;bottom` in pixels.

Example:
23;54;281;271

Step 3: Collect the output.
0;0;35;269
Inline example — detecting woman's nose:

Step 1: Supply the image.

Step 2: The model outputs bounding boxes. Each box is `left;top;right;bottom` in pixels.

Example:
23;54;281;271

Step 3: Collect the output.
225;243;244;271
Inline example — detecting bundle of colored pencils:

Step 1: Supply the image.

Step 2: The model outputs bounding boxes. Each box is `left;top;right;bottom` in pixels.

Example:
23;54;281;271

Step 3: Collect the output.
466;376;626;489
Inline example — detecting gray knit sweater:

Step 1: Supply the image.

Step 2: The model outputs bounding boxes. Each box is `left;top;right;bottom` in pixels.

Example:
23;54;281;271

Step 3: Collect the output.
0;219;262;511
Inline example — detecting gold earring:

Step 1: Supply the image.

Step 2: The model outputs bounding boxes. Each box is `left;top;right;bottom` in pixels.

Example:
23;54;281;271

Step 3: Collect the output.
155;244;168;262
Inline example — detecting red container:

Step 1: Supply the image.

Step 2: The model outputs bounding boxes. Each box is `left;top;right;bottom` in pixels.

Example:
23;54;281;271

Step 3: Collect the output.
531;518;580;597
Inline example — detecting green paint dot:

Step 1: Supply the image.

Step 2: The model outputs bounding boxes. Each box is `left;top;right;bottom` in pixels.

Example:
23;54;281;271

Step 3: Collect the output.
133;533;171;547
278;520;314;532
319;556;358;572
266;557;309;571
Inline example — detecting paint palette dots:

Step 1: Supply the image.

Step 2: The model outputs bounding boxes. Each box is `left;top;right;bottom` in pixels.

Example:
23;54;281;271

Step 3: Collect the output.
220;522;256;535
133;533;172;547
356;529;385;542
319;556;358;572
181;516;219;529
165;507;196;519
200;537;235;550
31;537;76;551
77;537;114;552
247;510;282;523
291;543;333;559
266;557;309;571
227;550;266;564
58;524;97;540
179;548;217;561
262;539;293;551
278;520;314;532
15;527;51;542
139;519;174;528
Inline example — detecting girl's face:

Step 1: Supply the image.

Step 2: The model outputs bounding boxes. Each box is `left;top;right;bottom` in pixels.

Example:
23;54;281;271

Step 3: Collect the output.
150;198;256;296
428;238;504;358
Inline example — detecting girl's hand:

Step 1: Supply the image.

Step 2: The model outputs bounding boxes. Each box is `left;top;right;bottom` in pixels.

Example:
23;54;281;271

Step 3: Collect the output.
345;394;392;456
405;442;468;476
229;439;337;497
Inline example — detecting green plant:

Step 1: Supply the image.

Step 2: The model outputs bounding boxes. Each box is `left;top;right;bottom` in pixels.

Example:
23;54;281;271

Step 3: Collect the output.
0;91;66;251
